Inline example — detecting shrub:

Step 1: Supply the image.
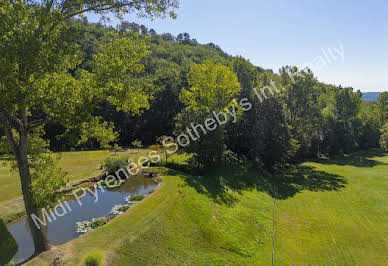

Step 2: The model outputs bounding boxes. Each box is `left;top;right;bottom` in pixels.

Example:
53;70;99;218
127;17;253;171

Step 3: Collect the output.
99;179;121;188
90;217;107;229
380;122;388;151
111;204;130;215
0;218;18;266
131;139;142;152
76;217;107;233
131;139;142;148
125;194;146;203
103;157;129;175
149;135;174;162
118;205;130;212
83;250;104;266
112;143;123;155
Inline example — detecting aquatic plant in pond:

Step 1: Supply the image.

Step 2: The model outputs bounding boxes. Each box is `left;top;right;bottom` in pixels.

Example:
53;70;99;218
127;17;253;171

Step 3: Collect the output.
76;217;107;233
110;204;130;215
99;179;121;188
125;195;146;203
76;221;91;233
90;217;107;229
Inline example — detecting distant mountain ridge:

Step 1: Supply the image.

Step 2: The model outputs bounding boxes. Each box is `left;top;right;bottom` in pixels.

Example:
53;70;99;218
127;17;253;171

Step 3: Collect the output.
362;92;382;102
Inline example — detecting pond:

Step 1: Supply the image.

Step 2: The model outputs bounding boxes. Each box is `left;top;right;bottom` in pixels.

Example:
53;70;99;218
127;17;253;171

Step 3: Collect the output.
8;175;158;264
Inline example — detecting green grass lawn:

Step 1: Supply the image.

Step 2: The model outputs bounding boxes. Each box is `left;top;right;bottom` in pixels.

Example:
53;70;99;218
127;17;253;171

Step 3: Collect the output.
26;149;388;265
0;149;151;222
275;150;388;265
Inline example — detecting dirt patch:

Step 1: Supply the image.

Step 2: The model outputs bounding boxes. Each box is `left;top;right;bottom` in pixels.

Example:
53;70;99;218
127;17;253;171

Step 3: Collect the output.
38;246;64;265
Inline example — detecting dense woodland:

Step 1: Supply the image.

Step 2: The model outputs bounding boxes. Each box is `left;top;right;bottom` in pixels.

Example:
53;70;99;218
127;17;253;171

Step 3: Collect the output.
6;19;384;169
2;19;388;169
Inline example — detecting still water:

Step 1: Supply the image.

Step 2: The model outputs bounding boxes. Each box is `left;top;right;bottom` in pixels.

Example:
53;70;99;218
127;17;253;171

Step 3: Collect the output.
8;175;157;263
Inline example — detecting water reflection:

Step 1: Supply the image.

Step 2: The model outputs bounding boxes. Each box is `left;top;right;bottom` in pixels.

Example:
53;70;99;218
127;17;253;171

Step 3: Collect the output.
8;175;157;263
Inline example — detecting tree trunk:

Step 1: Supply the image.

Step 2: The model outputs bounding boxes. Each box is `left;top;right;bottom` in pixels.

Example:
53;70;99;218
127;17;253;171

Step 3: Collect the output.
1;109;51;255
14;129;50;255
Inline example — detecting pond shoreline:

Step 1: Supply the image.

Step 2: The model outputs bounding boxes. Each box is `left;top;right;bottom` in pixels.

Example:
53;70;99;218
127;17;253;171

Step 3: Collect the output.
9;172;162;264
5;169;160;226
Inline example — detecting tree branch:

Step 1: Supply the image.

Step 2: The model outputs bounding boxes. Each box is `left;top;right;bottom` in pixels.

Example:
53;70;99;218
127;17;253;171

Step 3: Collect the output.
63;4;122;20
2;108;24;132
43;0;146;44
0;112;19;152
29;119;51;131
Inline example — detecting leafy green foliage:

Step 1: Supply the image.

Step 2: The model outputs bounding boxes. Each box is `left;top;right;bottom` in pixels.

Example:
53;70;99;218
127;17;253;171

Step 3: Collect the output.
103;157;129;175
149;135;173;162
118;205;131;212
379;122;388;151
30;151;68;208
92;31;153;114
112;143;123;154
0;0;178;255
90;217;108;229
378;91;388;122
111;204;131;215
228;58;293;170
0;218;18;266
357;101;381;149
180;60;241;111
126;195;146;202
9;128;69;209
78;117;119;149
99;179;121;188
83;250;105;266
175;60;241;168
76;217;107;233
131;139;143;149
76;22;233;146
280;67;322;157
0;136;10;155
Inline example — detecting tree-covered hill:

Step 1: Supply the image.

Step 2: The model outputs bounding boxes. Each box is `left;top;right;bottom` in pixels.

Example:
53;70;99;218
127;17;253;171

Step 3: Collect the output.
2;19;388;166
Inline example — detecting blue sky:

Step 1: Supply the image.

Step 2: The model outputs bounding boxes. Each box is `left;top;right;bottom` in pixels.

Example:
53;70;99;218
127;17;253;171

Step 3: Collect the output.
88;0;388;92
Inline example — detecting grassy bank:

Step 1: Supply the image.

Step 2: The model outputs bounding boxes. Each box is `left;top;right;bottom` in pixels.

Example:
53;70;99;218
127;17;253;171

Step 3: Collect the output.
275;149;388;265
27;149;388;265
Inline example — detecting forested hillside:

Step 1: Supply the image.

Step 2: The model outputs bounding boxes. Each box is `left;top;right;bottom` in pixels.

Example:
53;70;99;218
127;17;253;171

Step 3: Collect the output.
2;19;388;169
43;20;233;149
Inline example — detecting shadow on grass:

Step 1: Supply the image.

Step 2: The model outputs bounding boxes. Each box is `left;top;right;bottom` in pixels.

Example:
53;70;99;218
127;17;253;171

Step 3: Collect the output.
313;149;387;167
166;154;350;204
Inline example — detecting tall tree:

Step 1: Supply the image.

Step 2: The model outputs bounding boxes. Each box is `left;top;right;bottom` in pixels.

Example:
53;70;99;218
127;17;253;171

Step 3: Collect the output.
0;0;177;255
175;60;241;168
378;91;388;123
380;122;388;151
228;58;293;170
280;66;322;157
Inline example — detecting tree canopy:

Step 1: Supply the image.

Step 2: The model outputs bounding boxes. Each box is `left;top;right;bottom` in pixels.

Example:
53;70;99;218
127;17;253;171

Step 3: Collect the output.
0;0;178;256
